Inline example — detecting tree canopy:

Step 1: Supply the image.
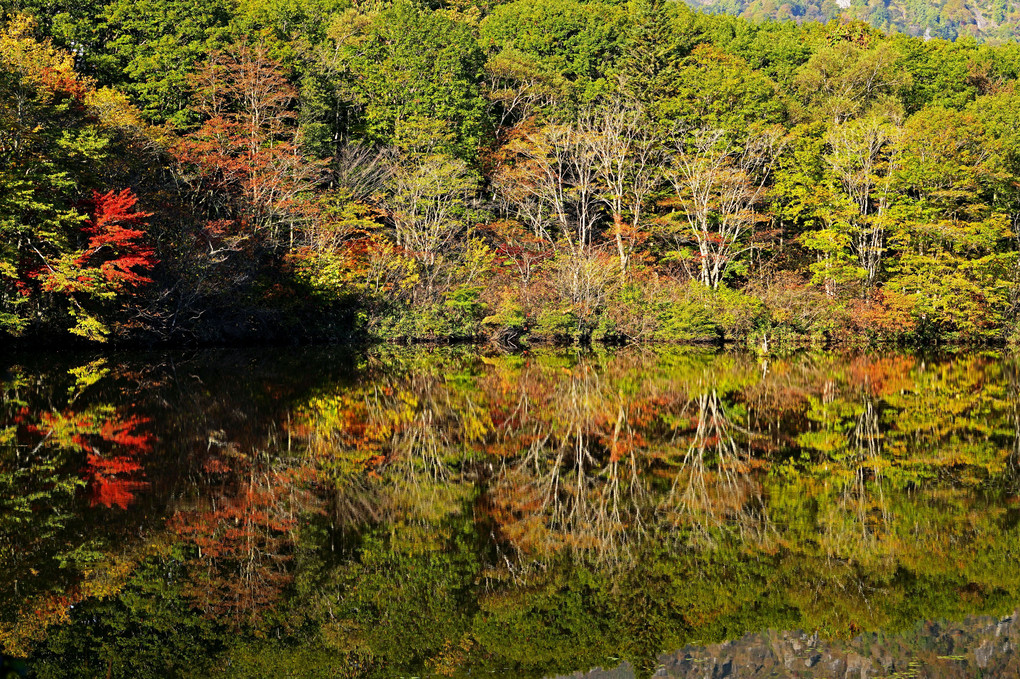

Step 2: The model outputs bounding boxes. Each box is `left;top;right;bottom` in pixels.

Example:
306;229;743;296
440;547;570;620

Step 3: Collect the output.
2;2;1020;349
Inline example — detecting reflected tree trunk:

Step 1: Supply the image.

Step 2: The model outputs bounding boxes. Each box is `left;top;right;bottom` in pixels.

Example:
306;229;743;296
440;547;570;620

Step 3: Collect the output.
660;389;771;549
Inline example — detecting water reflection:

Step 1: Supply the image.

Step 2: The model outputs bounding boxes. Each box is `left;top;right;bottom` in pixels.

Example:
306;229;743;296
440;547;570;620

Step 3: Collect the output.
2;347;1020;677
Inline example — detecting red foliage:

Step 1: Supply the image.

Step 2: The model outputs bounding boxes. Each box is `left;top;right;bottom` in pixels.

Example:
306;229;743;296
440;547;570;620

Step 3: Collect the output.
847;290;917;338
168;451;320;625
171;45;319;247
86;455;148;509
847;355;916;397
80;414;154;509
37;65;88;103
78;189;157;290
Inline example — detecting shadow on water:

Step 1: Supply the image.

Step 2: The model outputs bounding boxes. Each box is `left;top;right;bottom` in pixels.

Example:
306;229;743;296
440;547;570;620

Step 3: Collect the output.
2;346;1020;677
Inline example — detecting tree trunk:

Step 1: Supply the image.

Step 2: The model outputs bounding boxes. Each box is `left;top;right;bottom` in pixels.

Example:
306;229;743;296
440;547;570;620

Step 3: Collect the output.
612;212;628;274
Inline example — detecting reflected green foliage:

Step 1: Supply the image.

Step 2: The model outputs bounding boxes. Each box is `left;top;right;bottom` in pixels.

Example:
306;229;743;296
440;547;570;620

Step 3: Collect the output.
3;348;1020;677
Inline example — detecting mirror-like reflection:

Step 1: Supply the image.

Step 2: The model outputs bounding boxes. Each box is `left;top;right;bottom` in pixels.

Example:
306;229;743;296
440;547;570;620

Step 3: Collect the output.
2;347;1020;678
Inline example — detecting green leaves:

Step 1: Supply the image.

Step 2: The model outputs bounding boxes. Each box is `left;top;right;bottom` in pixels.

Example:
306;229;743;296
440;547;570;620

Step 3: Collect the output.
332;0;487;162
58;0;233;125
479;0;626;109
660;44;785;132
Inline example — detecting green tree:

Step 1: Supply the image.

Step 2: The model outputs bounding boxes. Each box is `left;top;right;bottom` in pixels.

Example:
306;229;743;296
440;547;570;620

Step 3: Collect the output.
660;43;785;132
52;0;233;125
328;0;487;161
617;0;701;112
479;0;626;109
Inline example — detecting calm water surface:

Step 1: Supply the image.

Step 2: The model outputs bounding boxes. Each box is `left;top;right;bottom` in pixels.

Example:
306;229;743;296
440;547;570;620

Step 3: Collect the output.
2;347;1019;678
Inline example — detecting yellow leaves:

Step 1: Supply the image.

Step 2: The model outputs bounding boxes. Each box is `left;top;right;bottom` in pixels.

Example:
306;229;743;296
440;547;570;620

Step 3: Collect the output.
0;15;71;69
0;14;80;96
458;411;490;442
293;235;421;303
0;14;157;159
397;391;418;410
67;359;110;399
796;429;848;454
325;6;378;50
85;87;165;145
294;394;393;475
67;310;111;342
77;552;136;600
429;633;475;677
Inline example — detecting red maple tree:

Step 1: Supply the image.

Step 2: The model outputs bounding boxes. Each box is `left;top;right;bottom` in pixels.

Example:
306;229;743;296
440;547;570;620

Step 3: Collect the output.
77;189;157;291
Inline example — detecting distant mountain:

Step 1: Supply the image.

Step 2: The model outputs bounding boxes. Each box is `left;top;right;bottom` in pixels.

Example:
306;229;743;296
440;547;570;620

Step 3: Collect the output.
684;0;1020;42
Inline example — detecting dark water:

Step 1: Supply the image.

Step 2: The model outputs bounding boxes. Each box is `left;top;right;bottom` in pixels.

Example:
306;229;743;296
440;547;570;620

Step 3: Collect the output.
2;347;1019;678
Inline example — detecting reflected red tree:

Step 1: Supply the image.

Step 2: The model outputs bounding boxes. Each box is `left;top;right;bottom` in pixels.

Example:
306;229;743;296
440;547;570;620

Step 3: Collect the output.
168;446;321;627
21;410;154;510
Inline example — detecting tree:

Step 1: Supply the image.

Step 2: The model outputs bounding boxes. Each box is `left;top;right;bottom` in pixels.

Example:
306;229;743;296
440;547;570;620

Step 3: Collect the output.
326;0;487;162
491;119;602;258
482;47;564;133
793;37;911;124
169;450;314;628
823;111;902;287
660;44;785;132
478;0;626;109
666;126;785;288
580;99;661;273
174;43;321;251
384;149;475;277
0;359;156;656
881;108;1013;338
617;0;701;109
35;189;157;340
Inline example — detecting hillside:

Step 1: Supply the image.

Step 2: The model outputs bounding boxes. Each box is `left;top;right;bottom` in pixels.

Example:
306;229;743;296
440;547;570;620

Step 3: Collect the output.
687;0;1020;41
4;0;1020;348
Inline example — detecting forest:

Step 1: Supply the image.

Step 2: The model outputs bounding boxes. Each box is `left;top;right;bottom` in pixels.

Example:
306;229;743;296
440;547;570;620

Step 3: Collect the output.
3;0;1020;349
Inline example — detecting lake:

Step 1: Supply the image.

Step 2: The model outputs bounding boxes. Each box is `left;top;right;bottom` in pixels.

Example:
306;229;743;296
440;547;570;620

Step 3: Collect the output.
2;346;1019;678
